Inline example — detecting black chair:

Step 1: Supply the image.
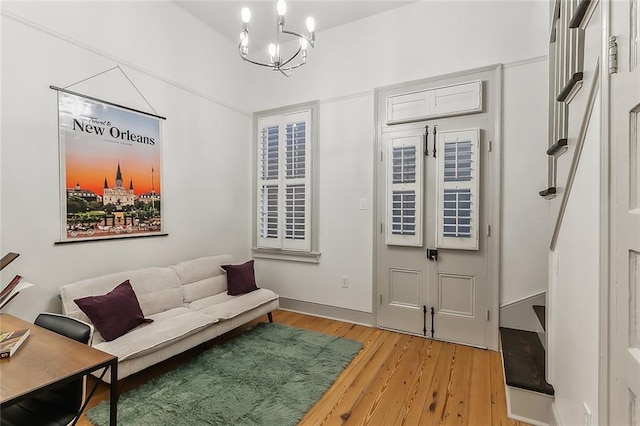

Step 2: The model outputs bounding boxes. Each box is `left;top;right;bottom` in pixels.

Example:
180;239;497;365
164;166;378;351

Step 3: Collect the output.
1;313;94;426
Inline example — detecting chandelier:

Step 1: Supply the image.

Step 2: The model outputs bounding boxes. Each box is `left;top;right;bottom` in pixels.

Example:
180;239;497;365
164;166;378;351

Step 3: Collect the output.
239;0;315;77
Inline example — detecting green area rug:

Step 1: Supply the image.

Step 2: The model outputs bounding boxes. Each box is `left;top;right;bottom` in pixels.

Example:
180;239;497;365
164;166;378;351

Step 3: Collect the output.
87;322;362;426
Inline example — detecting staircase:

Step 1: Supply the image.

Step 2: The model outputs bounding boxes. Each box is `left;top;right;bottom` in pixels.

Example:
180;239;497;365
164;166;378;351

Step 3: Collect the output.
499;297;554;426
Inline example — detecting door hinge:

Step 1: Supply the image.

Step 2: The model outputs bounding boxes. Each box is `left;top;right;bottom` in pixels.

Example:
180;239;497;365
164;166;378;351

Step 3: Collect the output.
487;224;491;237
379;294;382;305
488;140;492;152
609;35;618;74
380;151;383;162
486;309;490;321
380;223;383;234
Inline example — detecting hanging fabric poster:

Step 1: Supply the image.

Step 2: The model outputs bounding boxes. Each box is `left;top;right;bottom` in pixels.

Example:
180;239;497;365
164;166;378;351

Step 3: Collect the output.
57;91;164;241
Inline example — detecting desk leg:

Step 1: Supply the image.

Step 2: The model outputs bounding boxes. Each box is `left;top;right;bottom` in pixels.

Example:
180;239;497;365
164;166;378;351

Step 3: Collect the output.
109;360;118;426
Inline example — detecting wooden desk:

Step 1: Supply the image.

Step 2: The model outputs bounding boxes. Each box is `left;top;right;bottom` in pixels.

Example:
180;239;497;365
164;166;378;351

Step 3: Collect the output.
0;313;118;425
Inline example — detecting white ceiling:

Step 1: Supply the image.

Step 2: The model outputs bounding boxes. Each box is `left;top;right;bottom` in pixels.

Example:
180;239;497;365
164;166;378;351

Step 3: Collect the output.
175;1;413;49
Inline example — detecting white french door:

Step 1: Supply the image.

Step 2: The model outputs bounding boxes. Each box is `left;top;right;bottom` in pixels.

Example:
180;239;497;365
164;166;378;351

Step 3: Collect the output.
375;66;500;349
610;0;640;423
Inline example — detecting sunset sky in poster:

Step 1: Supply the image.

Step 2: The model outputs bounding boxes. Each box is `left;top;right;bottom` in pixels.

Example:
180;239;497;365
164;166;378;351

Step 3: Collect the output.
60;92;161;197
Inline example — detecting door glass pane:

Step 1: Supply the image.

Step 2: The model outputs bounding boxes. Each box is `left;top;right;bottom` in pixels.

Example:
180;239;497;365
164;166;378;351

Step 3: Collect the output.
443;141;473;182
392;146;417;183
443;189;472;238
391;190;416;235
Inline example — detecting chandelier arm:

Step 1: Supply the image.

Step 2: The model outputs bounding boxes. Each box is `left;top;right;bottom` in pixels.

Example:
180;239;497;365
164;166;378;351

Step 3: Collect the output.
244;58;277;68
280;60;307;72
281;29;314;47
238;49;276;68
279;46;303;68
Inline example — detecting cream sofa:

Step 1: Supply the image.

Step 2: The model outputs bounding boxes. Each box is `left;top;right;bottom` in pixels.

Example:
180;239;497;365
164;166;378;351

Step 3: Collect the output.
59;255;279;383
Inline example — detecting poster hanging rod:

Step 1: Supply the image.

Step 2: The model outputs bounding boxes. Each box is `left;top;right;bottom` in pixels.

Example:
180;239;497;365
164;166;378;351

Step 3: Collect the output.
49;85;167;121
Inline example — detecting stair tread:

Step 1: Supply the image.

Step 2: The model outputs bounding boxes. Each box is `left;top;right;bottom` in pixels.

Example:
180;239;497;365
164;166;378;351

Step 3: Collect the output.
532;305;546;331
499;327;554;395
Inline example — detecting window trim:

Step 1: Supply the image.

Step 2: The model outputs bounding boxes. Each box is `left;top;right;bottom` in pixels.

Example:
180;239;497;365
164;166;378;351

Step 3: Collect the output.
252;101;320;263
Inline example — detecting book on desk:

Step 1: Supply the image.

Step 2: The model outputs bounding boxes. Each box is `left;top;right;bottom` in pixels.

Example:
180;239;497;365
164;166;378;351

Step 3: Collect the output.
0;328;30;358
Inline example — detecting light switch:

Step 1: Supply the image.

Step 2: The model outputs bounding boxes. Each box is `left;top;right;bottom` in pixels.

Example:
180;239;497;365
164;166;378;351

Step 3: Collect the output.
359;198;367;210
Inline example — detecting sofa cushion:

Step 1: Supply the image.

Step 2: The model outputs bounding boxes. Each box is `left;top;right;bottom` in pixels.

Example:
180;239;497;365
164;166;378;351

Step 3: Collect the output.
189;288;278;320
94;308;217;361
61;267;184;322
181;275;228;304
221;260;259;296
170;255;232;302
74;280;152;342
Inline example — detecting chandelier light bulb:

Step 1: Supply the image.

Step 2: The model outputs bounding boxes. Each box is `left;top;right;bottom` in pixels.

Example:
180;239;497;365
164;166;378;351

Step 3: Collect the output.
276;0;287;16
241;7;251;23
268;43;277;58
306;17;315;32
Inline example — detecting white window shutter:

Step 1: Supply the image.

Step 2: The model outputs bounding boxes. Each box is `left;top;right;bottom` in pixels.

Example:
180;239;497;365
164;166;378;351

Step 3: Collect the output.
257;117;282;249
436;129;480;250
386;133;423;246
282;111;311;251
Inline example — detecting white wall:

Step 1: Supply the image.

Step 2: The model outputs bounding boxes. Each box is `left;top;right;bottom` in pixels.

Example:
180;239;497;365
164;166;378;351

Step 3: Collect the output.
549;97;601;424
0;2;253;321
244;1;550;112
253;1;550;314
256;93;375;312
501;58;550;306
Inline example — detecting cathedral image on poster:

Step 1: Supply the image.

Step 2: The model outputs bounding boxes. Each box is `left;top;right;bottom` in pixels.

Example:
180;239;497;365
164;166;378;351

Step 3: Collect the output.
57;91;164;241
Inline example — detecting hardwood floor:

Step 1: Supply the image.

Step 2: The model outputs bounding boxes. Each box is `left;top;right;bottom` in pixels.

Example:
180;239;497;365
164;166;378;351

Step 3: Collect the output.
78;310;528;425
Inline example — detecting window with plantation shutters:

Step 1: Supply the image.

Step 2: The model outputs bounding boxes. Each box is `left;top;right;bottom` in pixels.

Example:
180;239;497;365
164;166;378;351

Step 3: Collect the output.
386;132;423;246
256;110;312;252
436;129;480;250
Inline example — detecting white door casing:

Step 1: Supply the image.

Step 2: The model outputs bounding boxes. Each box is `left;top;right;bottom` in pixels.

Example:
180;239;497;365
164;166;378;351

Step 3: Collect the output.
374;65;501;350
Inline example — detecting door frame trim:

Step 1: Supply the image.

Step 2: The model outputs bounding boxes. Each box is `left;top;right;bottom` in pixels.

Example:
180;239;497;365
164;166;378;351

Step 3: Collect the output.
372;63;502;350
599;1;610;424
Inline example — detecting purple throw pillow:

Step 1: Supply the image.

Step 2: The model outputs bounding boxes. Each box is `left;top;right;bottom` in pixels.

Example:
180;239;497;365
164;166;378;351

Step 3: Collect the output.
221;260;259;296
74;280;152;341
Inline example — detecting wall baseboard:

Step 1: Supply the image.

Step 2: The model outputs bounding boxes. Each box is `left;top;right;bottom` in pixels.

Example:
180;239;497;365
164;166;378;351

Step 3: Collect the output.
278;297;374;327
506;384;553;426
550;401;563;426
